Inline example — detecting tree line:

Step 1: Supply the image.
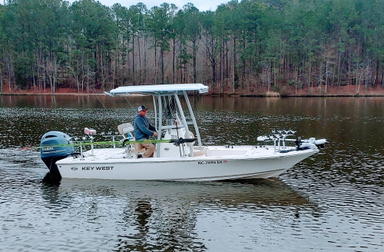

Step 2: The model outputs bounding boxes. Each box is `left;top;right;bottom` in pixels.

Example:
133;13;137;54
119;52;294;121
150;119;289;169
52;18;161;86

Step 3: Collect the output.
1;0;384;95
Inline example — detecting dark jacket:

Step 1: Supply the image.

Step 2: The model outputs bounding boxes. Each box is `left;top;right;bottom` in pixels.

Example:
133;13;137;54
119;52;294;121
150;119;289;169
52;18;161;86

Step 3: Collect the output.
134;114;156;140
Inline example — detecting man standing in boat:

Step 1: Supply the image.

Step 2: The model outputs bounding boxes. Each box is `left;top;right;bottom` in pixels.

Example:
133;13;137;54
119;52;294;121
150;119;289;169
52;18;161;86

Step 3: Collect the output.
134;105;158;158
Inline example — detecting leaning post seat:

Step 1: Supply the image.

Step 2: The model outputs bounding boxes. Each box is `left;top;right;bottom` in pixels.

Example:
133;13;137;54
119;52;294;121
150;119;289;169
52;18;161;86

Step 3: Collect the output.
117;123;134;137
117;123;145;157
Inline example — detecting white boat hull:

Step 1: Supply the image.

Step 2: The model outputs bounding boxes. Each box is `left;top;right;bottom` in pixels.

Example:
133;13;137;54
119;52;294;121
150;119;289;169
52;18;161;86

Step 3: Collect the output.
56;146;318;181
40;84;326;182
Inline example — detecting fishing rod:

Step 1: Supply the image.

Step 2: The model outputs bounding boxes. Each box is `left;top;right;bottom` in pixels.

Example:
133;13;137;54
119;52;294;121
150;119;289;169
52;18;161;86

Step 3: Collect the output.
38;137;196;149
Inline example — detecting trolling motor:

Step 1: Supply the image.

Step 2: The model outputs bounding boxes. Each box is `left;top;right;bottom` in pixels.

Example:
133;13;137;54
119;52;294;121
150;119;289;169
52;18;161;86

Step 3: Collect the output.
295;137;327;150
257;130;327;152
40;131;75;183
302;137;327;149
295;137;302;150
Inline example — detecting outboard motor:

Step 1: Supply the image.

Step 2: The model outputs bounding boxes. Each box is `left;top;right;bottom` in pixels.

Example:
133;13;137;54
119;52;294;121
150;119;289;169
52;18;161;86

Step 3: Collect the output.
40;131;74;182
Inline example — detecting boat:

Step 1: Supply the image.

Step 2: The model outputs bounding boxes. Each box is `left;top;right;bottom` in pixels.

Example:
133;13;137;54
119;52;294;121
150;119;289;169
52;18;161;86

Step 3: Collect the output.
40;83;326;182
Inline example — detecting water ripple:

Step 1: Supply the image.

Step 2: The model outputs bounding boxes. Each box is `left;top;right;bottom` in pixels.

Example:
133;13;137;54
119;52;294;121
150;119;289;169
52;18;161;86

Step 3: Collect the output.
2;96;384;251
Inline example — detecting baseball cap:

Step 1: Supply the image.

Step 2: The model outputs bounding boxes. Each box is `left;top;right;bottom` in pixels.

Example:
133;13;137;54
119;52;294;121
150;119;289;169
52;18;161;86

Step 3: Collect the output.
137;105;147;112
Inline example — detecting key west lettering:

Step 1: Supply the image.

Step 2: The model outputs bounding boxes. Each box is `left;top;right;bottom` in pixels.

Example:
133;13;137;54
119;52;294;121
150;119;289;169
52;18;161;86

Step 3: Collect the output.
82;166;114;171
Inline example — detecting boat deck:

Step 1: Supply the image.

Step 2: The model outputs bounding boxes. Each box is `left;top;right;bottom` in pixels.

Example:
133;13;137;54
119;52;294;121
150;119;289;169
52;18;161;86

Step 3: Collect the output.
62;144;300;164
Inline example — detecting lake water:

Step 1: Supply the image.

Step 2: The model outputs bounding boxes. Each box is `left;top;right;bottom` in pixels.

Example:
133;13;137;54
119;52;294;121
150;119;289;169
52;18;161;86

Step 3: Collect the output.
1;95;384;251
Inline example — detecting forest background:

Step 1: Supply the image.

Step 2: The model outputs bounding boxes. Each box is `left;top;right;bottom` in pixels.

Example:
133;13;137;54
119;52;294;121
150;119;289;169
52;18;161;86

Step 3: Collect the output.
1;0;384;96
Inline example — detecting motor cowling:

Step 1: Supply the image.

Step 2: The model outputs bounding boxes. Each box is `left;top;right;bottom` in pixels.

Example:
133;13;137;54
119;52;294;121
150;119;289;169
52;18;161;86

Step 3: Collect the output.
40;131;74;181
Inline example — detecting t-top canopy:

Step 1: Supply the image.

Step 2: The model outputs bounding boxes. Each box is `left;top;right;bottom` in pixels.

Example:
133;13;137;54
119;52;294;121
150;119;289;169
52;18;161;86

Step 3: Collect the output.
106;83;209;96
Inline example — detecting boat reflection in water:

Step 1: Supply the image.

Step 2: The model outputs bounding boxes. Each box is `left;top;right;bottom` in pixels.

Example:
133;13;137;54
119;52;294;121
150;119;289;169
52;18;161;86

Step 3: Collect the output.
40;178;313;251
4;95;384;251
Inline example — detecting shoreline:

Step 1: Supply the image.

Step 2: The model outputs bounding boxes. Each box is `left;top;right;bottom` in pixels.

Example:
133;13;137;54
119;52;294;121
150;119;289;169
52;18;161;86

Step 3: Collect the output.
2;92;384;98
2;85;384;97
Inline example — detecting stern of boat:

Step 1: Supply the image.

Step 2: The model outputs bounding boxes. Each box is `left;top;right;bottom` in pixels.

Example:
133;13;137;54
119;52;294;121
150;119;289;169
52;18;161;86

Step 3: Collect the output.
40;131;75;182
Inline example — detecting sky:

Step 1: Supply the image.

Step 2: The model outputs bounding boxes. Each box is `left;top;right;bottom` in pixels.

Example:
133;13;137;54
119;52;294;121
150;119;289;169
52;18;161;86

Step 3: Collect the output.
92;0;226;12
